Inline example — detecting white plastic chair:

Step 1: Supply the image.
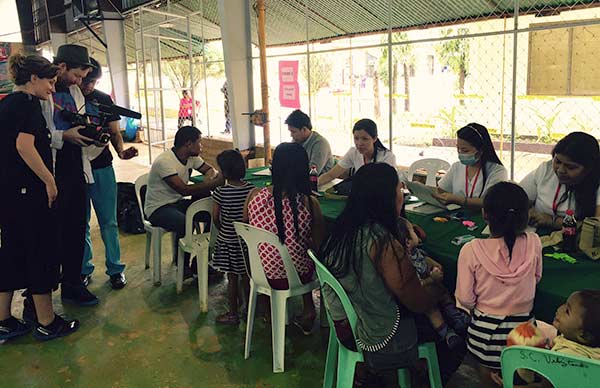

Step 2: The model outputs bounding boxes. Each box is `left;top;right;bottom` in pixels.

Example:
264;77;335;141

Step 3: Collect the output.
407;158;451;186
176;197;218;313
134;173;178;286
233;221;320;373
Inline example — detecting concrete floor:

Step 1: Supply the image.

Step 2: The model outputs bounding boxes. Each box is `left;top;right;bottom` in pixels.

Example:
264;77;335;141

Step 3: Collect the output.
0;143;481;388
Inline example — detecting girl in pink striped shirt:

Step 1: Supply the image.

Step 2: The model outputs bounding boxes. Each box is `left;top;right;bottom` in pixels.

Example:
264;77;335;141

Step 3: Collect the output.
456;181;543;388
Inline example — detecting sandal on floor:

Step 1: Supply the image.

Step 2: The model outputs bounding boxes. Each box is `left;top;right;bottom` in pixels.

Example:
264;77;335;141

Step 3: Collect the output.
215;312;240;325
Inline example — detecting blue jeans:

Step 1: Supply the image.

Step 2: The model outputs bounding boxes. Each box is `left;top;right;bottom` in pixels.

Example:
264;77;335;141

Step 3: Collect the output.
82;165;126;276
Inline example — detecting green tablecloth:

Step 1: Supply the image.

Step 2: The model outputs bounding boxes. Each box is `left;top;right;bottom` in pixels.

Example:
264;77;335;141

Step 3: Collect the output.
407;211;600;323
192;167;600;322
190;167;346;221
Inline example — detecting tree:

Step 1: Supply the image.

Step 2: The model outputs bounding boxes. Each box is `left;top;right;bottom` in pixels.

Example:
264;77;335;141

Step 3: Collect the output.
436;28;470;105
301;54;332;112
164;45;225;92
373;70;381;120
378;33;415;113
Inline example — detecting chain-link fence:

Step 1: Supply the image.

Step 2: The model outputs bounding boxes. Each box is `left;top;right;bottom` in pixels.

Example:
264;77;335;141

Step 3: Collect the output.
247;0;600;181
114;0;600;171
122;0;227;162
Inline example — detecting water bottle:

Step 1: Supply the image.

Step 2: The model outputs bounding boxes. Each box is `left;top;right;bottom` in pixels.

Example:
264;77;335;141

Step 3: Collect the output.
309;164;318;193
562;209;577;252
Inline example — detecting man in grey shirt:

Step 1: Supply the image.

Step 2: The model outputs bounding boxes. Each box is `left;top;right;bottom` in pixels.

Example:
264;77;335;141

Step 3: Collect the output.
285;109;334;174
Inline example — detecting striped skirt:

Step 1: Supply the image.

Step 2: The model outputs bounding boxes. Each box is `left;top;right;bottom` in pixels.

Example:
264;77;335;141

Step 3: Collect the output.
210;238;248;275
467;309;534;369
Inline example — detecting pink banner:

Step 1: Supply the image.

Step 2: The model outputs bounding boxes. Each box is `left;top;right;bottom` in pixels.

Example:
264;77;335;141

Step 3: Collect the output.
279;60;300;108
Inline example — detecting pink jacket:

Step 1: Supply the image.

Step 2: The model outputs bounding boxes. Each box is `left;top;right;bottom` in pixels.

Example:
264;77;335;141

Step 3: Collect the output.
455;232;543;316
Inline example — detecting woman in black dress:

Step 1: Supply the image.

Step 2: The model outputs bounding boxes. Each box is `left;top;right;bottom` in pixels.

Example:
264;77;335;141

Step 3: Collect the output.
0;54;79;341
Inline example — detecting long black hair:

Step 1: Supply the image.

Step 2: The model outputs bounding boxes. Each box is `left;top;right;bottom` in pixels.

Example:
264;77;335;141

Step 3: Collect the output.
483;181;529;259
271;143;312;244
552;132;600;219
353;118;387;162
320;163;408;280
457;123;502;197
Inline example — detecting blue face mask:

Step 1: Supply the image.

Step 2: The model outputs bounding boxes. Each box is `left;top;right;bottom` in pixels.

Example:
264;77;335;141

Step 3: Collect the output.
458;153;480;166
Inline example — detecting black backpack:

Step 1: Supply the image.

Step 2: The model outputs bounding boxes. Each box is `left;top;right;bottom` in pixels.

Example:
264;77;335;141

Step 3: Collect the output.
117;182;145;234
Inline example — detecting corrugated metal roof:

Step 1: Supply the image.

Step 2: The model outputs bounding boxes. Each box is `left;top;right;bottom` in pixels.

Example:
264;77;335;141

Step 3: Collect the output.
110;0;600;61
252;0;599;46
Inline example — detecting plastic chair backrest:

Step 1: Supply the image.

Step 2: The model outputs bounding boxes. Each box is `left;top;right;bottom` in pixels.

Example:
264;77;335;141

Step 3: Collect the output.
233;222;302;289
500;345;600;388
134;173;149;220
308;249;362;354
408;158;451;186
183;197;214;245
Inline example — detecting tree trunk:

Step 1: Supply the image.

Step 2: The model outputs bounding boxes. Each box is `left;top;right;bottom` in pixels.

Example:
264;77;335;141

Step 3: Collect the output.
373;71;380;120
392;61;398;114
458;68;466;106
403;63;410;112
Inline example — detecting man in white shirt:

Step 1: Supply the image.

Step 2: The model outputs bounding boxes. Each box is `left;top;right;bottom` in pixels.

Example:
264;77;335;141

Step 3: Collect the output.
145;126;223;275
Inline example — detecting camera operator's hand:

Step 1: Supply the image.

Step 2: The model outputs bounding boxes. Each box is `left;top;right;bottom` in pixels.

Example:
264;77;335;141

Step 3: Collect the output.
63;125;94;146
46;180;58;208
118;146;139;160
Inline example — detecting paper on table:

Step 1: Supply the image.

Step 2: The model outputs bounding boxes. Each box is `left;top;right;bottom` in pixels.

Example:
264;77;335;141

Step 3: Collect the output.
405;202;446;215
319;178;343;192
406;181;461;211
252;168;271;176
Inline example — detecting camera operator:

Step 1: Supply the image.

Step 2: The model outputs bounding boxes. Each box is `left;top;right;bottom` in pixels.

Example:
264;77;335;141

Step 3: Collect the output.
34;44;99;310
79;58;137;290
0;54;79;341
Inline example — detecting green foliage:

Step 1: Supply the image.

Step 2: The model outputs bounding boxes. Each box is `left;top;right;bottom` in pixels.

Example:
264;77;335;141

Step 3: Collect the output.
378;33;415;87
528;103;563;143
435;106;464;137
301;54;333;95
569;115;593;133
436;28;470;78
164;45;225;91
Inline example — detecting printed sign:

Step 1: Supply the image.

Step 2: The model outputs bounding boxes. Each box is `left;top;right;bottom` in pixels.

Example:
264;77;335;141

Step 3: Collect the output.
278;60;300;108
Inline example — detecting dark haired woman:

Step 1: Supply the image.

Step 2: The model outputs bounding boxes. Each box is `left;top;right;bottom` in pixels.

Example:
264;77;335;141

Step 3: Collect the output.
0;53;79;342
317;118;397;187
520;131;600;228
322;162;466;384
244;142;325;333
434;123;507;208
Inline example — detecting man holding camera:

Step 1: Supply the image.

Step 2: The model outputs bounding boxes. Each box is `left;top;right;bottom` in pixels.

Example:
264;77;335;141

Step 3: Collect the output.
79;58;138;290
31;44;99;312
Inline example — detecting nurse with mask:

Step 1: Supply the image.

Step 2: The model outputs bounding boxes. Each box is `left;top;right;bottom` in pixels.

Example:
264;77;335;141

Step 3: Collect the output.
433;123;507;209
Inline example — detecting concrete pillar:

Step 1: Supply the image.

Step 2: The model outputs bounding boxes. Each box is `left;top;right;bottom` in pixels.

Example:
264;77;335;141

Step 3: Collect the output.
218;0;254;150
102;12;130;110
50;33;67;56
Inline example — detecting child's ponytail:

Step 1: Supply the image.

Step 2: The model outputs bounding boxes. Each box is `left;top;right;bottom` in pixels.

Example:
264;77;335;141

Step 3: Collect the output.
503;208;518;259
483;182;529;258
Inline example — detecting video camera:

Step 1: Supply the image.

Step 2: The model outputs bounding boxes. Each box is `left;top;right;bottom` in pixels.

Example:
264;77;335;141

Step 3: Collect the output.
60;102;142;145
